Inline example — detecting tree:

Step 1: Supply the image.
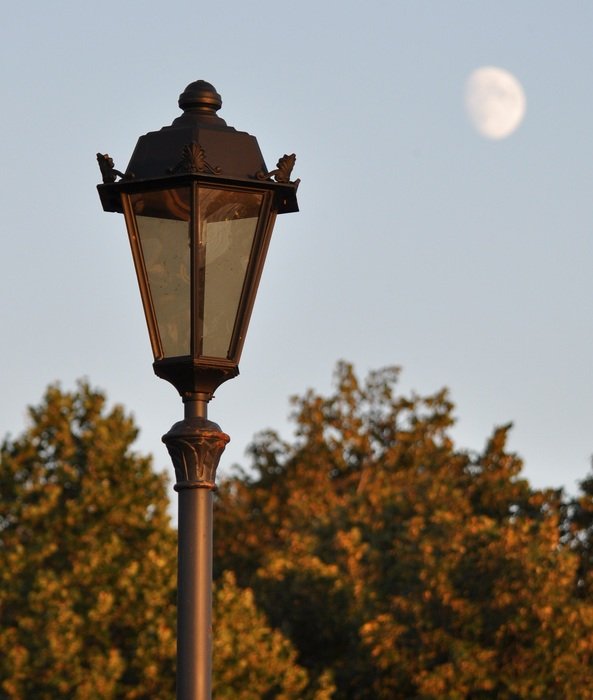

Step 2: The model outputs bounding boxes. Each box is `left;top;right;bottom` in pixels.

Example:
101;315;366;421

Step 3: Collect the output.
215;361;593;699
0;381;322;699
0;382;177;698
213;570;334;699
5;370;593;699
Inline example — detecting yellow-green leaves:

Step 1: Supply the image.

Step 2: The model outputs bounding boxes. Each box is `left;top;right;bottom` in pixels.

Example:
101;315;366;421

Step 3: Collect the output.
0;382;320;699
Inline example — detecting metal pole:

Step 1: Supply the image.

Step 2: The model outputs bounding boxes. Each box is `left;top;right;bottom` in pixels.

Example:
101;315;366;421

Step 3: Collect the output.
177;486;212;699
177;397;211;700
162;395;230;700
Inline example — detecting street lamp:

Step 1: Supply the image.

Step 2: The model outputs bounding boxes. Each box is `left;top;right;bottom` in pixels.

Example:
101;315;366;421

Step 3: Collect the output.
96;80;299;700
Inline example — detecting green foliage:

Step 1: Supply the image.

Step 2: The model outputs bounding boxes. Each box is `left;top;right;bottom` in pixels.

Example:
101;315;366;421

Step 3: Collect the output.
0;381;177;699
0;381;316;699
215;361;593;699
213;569;333;699
213;570;335;699
5;368;593;698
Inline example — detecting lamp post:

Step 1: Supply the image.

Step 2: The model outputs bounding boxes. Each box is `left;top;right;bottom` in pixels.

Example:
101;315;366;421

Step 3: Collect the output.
96;80;299;700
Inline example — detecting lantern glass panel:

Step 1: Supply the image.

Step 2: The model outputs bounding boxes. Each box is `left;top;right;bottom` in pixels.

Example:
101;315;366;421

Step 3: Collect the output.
199;188;263;358
131;188;191;358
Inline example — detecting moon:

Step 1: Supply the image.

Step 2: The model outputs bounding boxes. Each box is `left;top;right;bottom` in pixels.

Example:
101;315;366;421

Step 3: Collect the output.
465;67;526;140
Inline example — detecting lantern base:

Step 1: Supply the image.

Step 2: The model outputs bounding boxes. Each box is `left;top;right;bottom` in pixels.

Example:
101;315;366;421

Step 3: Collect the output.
153;357;239;401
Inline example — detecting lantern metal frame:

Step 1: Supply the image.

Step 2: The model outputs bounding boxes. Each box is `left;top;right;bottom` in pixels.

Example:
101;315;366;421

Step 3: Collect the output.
98;168;298;400
97;79;299;400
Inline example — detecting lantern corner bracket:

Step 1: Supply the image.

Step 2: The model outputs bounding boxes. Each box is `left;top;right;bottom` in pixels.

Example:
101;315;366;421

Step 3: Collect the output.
96;153;133;184
256;153;299;185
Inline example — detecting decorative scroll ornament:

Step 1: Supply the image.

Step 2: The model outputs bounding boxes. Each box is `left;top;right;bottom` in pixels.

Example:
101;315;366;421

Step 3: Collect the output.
162;417;230;490
257;153;299;184
97;153;127;183
170;142;221;175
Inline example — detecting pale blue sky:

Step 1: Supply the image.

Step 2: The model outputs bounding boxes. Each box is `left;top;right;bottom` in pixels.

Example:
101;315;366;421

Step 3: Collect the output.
1;2;592;504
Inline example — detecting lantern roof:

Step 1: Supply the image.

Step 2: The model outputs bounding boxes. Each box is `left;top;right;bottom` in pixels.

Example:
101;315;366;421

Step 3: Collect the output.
97;80;299;215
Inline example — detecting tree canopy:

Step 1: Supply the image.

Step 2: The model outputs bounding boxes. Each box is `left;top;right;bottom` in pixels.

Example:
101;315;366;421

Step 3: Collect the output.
214;361;593;699
3;366;593;698
0;382;320;699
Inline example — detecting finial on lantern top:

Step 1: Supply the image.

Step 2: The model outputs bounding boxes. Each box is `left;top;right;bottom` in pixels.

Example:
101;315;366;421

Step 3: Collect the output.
178;80;222;116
